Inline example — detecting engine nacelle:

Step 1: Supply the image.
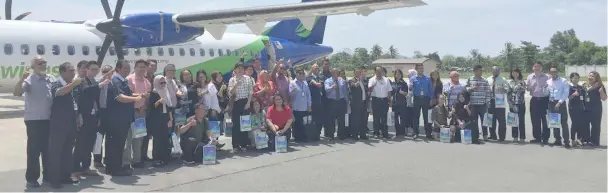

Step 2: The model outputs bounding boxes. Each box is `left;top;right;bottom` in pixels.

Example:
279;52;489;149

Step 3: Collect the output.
119;12;204;48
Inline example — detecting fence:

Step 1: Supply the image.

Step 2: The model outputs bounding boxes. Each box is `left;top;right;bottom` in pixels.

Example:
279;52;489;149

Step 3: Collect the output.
565;65;607;77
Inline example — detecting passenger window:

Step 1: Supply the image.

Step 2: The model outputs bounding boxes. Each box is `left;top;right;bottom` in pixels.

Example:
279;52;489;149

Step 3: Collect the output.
4;44;13;55
168;48;175;56
37;45;45;55
227;49;231;56
199;48;205;56
109;47;116;56
218;49;223;56
158;47;164;56
209;49;214;57
134;48;141;56
179;48;185;56
21;44;29;55
67;45;75;56
82;46;89;56
146;48;153;56
96;46;101;55
52;45;60;55
189;48;195;56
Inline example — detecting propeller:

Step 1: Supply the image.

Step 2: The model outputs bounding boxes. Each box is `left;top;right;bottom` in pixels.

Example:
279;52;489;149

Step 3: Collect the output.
95;0;126;65
2;0;31;20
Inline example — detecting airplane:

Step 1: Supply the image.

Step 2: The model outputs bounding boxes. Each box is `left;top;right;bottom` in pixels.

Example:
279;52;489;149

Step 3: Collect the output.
0;0;427;92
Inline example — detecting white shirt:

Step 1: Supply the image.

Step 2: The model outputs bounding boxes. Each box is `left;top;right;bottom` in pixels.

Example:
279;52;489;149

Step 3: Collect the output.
547;77;569;103
201;83;222;112
368;76;392;98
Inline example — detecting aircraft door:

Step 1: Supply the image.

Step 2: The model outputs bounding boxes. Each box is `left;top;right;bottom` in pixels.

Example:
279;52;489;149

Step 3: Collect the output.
262;39;277;69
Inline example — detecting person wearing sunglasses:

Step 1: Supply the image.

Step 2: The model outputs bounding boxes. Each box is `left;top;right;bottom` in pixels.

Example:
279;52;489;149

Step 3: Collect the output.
13;56;55;188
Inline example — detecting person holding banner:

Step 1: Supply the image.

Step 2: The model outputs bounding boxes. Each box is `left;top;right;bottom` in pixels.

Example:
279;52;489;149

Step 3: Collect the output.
545;66;570;148
147;75;175;167
507;68;526;143
487;66;509;141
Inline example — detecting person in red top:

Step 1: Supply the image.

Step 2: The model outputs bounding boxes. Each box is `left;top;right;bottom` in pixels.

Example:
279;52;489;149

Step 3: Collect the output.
266;94;294;148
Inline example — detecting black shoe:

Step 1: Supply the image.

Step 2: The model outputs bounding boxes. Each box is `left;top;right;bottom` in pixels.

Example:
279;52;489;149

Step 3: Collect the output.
565;142;571;149
132;162;144;169
338;137;347;140
498;139;505;142
359;135;369;140
382;135;390;139
26;181;40;188
143;156;154;162
530;139;541;143
216;143;226;149
94;161;104;168
552;142;563;146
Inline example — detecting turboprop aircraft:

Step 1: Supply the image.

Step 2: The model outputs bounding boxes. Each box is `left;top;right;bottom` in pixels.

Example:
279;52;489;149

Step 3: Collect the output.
0;0;427;92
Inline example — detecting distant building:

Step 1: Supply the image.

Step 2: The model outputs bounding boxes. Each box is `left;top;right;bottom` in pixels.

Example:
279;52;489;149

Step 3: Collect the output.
371;58;440;74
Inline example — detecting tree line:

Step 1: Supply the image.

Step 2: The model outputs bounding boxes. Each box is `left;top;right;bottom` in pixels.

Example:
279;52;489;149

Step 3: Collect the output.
320;29;606;72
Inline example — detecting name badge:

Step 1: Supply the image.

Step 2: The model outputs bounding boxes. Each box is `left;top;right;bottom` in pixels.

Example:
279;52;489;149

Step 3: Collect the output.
301;92;305;97
74;102;78;111
420;91;424;96
579;95;584;101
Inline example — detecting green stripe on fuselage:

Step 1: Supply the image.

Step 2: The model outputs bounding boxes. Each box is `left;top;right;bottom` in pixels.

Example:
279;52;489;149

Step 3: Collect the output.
173;36;268;79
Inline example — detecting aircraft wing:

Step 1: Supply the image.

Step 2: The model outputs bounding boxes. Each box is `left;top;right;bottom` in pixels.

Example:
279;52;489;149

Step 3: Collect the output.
172;0;427;40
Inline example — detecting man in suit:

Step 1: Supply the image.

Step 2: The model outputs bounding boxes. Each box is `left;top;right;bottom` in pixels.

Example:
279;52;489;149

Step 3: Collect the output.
104;60;144;176
72;61;111;177
348;67;369;140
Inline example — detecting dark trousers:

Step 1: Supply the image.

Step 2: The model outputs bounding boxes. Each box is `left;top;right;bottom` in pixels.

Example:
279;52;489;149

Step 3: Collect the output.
180;136;203;163
141;135;151;160
47;125;77;184
151;125;171;163
365;100;371;132
587;108;603;145
310;101;323;141
93;133;104;164
569;108;585;141
545;101;570;144
371;97;389;137
292;111;308;142
231;99;250;148
488;99;507;140
325;98;347;138
104;121;130;173
404;106;414;129
24;120;50;182
349;100;367;138
267;128;291;149
72;116;98;172
393;105;407;135
412;96;431;136
469;105;485;143
510;103;526;140
530;97;549;140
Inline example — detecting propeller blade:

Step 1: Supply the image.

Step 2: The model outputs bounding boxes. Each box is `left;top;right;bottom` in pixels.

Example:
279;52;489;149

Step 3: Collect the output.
5;0;12;20
113;0;125;22
100;0;112;19
14;12;31;20
114;38;125;61
97;37;113;65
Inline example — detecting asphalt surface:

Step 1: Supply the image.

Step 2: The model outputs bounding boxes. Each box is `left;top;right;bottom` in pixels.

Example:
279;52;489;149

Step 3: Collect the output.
0;88;606;192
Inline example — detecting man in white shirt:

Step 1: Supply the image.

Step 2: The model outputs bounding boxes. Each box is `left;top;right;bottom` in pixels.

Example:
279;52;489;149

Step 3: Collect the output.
368;66;393;139
545;66;570;148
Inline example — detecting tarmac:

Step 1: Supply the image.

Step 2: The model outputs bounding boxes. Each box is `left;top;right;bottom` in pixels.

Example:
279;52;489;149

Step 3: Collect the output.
0;92;606;192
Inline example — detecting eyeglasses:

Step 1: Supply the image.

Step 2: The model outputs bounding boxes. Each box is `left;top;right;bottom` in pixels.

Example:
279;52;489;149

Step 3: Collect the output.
37;61;47;65
160;82;167;85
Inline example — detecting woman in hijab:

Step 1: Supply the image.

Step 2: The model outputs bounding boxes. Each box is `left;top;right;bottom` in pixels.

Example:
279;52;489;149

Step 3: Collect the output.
253;70;275;108
147;75;174;167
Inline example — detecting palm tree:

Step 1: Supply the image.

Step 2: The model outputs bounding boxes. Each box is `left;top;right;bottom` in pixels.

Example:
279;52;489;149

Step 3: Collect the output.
388;45;399;58
370;44;383;61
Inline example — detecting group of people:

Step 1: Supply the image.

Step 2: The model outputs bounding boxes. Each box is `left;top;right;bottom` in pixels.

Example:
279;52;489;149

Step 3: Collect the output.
14;53;606;189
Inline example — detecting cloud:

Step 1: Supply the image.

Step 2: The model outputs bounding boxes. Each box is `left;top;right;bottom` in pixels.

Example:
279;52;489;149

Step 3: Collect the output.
554;8;567;15
387;18;417;27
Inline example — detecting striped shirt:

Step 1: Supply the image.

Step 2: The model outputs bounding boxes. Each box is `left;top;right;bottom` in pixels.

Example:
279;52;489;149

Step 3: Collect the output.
228;75;254;100
465;76;492;105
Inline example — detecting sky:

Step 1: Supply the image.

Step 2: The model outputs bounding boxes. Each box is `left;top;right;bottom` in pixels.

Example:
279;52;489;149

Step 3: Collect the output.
7;0;607;57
